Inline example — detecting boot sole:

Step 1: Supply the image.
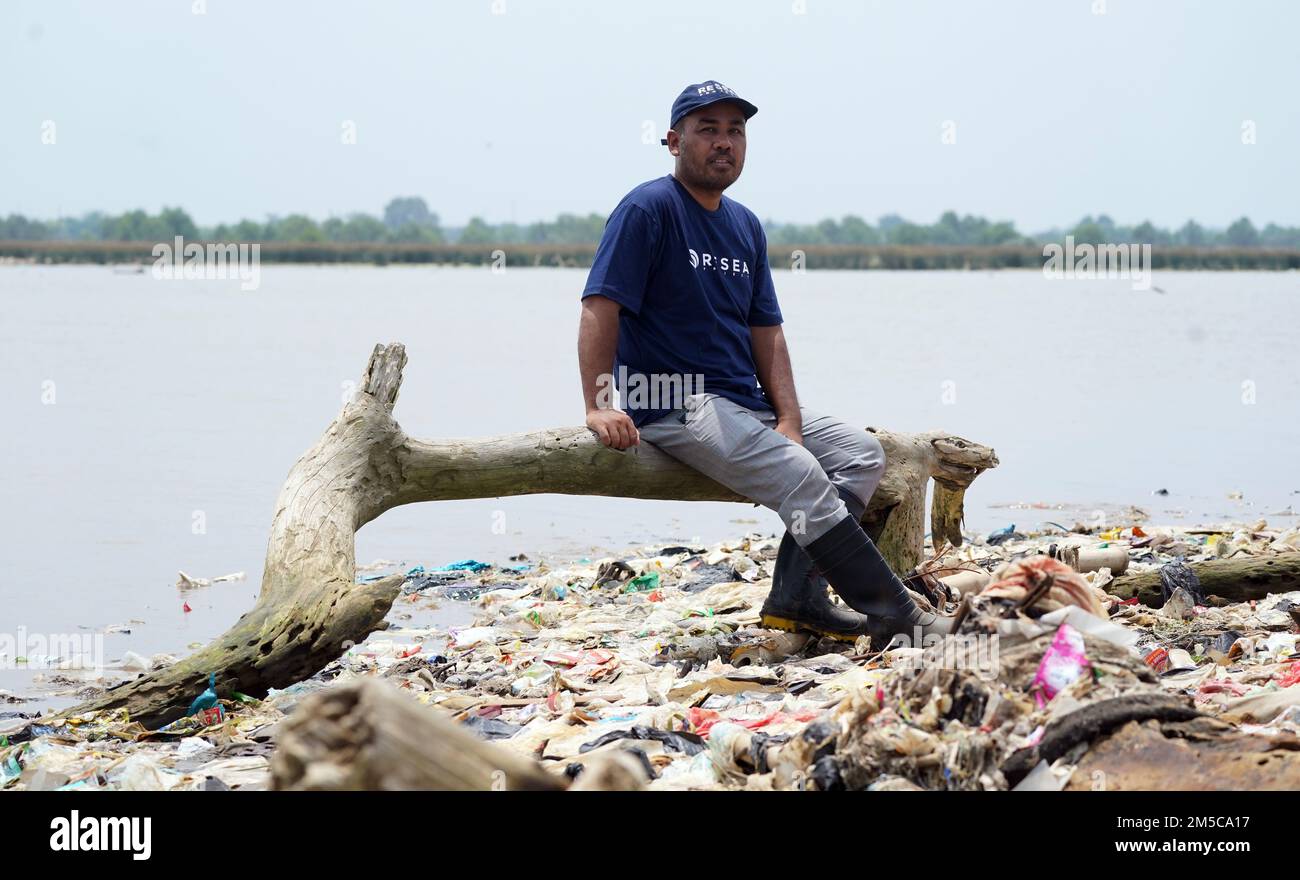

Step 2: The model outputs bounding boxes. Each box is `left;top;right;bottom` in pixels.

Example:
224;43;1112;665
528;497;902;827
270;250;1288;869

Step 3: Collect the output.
759;613;862;644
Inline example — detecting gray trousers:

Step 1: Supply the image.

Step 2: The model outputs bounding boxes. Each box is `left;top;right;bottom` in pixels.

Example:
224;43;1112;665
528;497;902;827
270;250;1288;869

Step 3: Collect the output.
638;393;886;546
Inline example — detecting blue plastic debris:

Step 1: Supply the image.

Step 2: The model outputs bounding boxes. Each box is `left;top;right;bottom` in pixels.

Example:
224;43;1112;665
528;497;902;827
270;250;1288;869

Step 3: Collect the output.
986;524;1020;546
188;672;218;716
433;560;491;573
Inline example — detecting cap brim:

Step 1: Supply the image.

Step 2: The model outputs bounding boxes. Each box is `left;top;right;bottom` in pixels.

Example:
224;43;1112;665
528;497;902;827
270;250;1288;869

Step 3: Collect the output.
669;97;759;132
698;96;758;121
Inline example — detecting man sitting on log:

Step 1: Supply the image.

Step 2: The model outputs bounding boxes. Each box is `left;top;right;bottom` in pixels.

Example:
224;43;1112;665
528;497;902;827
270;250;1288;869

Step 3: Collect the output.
576;80;956;646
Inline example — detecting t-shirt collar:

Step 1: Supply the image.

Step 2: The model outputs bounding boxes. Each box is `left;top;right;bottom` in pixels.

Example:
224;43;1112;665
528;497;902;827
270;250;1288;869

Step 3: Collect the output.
668;174;726;220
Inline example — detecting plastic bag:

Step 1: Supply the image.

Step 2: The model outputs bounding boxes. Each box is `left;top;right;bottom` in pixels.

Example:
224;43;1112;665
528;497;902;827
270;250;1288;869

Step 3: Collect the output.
1031;623;1091;709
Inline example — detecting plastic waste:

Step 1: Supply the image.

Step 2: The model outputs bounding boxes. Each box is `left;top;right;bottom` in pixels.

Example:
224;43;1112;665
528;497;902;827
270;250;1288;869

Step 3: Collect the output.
109;753;186;791
1159;559;1206;606
121;650;152;672
986;524;1019;545
1278;662;1300;689
1031;623;1090;708
176;570;245;590
1159;586;1197;620
434;559;491;573
1144;647;1170;673
17;518;1300;792
188;672;219;716
625;572;660;593
579;725;706;756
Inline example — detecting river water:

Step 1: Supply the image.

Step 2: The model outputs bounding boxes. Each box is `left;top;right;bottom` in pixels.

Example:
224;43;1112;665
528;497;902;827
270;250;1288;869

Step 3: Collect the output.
2;265;1296;702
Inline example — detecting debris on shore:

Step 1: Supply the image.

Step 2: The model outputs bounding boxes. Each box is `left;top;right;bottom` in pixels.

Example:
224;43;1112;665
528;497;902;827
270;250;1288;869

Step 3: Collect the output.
5;515;1299;791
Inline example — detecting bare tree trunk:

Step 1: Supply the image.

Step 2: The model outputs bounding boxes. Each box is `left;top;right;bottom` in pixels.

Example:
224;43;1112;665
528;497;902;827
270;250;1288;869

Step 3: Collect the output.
68;343;998;727
861;432;999;564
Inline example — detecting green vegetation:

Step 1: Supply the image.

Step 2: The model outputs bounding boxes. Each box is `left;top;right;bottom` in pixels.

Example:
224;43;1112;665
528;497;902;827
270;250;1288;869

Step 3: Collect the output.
0;197;606;248
4;199;1299;250
3;199;1299;269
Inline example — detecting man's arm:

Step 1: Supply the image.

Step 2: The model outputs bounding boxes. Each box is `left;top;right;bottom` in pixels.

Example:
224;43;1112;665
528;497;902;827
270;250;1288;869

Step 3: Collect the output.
578;294;640;449
750;323;802;446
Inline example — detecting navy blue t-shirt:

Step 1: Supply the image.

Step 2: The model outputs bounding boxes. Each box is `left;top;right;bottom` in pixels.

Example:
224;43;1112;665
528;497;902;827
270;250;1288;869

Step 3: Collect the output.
581;174;783;428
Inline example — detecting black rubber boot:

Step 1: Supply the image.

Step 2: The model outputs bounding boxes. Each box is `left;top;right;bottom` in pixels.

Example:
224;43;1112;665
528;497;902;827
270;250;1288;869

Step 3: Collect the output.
759;488;875;642
802;515;958;649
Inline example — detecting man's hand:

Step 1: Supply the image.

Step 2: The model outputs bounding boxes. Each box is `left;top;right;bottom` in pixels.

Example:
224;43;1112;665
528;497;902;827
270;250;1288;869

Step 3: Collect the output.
752;324;802;445
775;417;803;446
587;408;640;450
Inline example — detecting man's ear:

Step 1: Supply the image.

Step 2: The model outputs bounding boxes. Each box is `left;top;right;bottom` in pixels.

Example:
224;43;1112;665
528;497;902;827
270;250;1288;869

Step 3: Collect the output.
663;129;680;156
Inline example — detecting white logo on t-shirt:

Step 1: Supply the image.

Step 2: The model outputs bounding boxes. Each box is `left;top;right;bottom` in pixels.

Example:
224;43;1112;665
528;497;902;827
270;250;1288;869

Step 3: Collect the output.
686;247;749;275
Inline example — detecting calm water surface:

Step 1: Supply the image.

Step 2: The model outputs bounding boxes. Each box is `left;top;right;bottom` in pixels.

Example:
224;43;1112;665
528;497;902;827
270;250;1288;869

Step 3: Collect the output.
2;265;1296;701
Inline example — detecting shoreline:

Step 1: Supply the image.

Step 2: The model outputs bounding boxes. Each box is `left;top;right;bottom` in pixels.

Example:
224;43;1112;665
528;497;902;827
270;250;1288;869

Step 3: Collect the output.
3;242;1300;271
4;515;1298;791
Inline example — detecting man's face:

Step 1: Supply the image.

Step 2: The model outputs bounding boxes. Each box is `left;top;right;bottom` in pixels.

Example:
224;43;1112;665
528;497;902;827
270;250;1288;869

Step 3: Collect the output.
670;101;747;193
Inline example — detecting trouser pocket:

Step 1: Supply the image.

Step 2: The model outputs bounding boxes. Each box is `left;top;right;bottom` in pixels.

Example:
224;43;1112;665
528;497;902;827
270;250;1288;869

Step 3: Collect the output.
679;392;720;425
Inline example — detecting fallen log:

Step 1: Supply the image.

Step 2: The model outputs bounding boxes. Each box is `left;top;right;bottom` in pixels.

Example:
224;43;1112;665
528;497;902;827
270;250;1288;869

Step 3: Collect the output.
1065;719;1300;791
270;679;567;791
67;343;997;727
1106;552;1300;606
1001;693;1202;787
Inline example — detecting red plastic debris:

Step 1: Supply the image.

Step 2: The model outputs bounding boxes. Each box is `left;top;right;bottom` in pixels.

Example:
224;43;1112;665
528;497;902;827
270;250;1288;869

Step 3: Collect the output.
1144;647;1170;673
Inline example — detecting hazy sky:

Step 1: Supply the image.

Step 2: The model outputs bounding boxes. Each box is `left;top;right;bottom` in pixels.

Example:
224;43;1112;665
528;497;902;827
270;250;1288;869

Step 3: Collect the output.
3;0;1296;230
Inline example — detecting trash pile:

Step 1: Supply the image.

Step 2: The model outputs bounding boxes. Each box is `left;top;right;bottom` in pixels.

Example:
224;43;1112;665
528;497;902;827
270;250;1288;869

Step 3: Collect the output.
4;514;1299;791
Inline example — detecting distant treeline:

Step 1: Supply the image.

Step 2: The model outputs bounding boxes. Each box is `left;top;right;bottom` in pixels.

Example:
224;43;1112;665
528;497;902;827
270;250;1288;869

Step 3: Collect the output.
0;197;606;247
3;197;1300;250
769;212;1300;250
6;240;1297;271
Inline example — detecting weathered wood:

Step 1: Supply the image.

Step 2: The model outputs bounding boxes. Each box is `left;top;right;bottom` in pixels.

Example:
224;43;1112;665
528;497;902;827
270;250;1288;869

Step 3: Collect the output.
1065;719;1300;791
67;344;416;728
1106;553;1300;606
1001;693;1202;786
270;679;566;791
868;432;1000;563
67;343;997;727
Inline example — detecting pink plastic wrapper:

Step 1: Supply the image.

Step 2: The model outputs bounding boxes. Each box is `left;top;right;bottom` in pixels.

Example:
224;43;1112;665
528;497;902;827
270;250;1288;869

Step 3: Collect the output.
1032;623;1091;709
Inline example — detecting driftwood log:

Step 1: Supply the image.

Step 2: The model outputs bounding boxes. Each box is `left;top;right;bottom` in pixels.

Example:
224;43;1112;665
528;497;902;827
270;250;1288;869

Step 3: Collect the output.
1065;718;1300;791
68;343;997;727
1107;553;1300;606
1001;693;1202;786
270;679;566;790
270;678;649;791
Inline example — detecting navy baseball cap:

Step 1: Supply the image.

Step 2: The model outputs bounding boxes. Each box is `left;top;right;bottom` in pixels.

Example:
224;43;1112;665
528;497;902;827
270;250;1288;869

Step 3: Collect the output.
659;80;758;145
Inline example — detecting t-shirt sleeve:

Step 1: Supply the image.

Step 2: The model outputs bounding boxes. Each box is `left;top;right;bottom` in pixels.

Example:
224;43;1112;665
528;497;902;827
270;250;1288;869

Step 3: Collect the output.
581;203;660;316
748;221;783;326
